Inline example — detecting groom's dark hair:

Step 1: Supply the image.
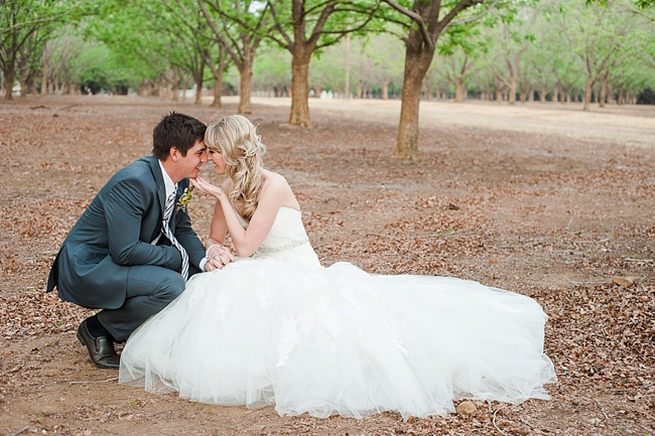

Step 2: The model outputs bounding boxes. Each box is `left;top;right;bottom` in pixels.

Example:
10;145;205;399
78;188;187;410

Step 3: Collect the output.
152;112;206;160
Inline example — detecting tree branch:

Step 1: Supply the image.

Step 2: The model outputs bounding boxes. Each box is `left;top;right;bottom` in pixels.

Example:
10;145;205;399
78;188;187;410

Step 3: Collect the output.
383;0;433;49
451;0;501;27
267;1;294;50
438;0;485;32
311;2;380;49
0;14;68;36
198;0;242;67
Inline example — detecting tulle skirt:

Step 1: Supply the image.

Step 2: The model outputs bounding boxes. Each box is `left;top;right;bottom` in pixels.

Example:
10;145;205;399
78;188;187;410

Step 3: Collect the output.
119;259;556;419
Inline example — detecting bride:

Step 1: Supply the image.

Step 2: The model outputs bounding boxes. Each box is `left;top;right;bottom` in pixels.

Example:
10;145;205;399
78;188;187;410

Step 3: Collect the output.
119;115;556;419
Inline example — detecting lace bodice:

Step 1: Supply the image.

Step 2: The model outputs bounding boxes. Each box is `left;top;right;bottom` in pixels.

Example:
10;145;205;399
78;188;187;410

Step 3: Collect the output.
240;206;320;266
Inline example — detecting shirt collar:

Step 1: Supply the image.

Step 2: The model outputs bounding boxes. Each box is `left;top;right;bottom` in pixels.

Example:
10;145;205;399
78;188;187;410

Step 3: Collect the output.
158;159;177;199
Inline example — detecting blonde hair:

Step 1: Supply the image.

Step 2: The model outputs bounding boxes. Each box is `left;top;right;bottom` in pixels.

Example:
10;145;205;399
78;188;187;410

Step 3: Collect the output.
205;115;266;221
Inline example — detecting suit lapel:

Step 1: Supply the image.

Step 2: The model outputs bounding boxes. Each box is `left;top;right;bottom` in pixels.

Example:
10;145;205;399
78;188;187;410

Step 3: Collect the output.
145;156;168;242
147;156;167;218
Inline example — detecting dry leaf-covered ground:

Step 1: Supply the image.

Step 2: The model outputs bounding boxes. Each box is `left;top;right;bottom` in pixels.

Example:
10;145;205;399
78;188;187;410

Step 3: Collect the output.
1;95;654;435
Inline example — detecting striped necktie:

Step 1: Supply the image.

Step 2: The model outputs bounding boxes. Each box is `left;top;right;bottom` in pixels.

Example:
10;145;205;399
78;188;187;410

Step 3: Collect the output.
162;191;189;280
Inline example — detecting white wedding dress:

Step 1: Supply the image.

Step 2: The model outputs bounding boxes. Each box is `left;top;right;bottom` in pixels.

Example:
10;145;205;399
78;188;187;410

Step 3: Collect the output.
119;207;556;419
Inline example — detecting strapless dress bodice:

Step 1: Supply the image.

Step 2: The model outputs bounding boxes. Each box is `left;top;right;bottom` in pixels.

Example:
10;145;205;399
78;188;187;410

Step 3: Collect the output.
240;206;319;266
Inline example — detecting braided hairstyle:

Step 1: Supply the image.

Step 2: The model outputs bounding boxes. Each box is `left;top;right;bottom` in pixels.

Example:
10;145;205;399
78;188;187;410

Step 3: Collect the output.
205;115;266;221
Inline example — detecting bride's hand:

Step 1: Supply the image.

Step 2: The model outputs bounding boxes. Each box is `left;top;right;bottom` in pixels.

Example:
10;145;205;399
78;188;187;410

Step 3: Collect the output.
191;177;226;201
207;243;235;268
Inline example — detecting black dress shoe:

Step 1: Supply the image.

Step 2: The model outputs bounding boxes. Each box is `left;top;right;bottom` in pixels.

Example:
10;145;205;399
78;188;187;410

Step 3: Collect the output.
76;319;120;369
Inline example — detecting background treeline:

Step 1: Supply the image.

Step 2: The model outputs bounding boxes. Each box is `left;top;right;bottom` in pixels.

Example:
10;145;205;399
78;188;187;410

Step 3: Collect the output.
2;0;654;158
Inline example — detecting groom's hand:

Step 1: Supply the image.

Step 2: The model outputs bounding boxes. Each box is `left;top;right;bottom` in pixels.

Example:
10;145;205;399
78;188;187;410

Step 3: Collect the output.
206;243;235;270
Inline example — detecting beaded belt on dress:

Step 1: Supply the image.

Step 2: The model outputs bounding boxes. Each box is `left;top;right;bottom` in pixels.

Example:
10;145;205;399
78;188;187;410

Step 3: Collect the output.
256;237;310;254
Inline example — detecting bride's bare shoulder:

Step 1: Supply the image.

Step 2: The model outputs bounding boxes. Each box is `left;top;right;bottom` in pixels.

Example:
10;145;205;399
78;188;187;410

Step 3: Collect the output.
262;169;290;189
260;170;299;208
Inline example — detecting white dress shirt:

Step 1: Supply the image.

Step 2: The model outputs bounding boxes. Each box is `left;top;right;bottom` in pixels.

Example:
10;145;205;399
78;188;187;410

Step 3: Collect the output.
153;159;208;271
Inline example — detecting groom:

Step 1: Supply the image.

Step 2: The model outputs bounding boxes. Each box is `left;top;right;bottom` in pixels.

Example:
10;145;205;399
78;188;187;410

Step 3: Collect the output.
47;112;234;369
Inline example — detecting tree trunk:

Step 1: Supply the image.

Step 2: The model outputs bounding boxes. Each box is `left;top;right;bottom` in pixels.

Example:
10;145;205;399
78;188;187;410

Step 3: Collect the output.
396;77;421;159
381;81;389;100
599;76;607;108
194;77;203;104
172;79;180;101
289;50;311;127
345;34;351;99
210;53;227;108
394;46;433;160
20;76;28;97
454;77;465;102
508;75;517;105
41;62;47;95
211;76;222;108
139;81;147;96
583;76;593;111
4;69;14;100
238;61;253;114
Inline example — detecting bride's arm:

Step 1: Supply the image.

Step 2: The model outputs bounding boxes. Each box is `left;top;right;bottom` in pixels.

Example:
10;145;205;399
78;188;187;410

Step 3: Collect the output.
193;176;288;258
200;179;235;269
206;179;230;246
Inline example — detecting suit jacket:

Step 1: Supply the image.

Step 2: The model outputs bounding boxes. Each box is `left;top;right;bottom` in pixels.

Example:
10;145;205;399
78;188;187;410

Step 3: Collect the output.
46;156;206;309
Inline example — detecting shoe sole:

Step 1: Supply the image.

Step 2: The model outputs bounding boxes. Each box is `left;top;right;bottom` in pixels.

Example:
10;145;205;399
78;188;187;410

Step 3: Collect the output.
76;329;86;347
77;325;119;369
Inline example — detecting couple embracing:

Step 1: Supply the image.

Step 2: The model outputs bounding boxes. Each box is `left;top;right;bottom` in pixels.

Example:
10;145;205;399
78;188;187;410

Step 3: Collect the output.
47;113;556;419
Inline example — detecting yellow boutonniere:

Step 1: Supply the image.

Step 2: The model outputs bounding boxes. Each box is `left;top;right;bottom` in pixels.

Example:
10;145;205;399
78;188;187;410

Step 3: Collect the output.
176;185;194;212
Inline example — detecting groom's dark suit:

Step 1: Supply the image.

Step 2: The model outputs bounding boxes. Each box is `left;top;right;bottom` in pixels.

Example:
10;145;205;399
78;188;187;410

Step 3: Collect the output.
47;155;206;341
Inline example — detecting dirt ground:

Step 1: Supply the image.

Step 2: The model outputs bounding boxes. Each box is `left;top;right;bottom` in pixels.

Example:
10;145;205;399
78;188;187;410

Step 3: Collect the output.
1;95;653;435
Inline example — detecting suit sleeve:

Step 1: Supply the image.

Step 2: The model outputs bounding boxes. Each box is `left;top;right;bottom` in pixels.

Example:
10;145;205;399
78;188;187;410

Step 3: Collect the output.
104;178;181;269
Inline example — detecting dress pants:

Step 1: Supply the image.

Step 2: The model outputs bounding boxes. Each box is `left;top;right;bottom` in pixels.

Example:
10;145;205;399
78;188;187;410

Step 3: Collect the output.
96;264;195;342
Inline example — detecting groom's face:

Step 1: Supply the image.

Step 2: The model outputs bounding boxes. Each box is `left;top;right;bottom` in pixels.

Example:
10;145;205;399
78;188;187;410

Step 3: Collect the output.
176;139;208;180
